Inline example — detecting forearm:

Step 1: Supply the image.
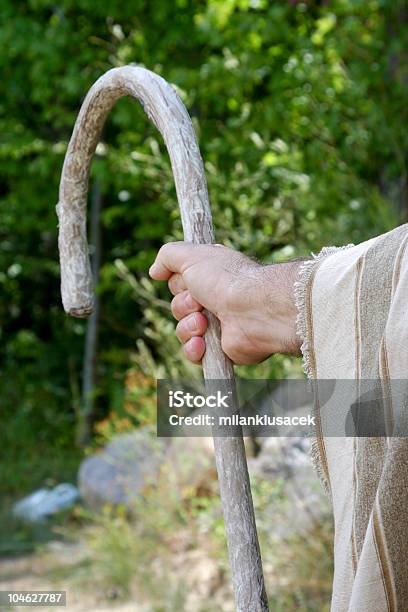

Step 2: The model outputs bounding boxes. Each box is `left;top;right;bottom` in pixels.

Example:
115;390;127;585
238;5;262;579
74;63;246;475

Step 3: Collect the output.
258;260;303;356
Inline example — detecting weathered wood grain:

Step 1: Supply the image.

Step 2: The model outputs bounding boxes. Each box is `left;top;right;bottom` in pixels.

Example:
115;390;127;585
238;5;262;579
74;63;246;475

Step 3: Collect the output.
57;65;269;611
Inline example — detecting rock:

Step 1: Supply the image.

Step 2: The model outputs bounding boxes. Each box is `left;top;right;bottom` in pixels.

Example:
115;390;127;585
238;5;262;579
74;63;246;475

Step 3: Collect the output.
78;429;168;510
13;483;79;523
248;435;331;536
78;407;328;530
78;428;216;511
164;435;216;492
247;436;311;479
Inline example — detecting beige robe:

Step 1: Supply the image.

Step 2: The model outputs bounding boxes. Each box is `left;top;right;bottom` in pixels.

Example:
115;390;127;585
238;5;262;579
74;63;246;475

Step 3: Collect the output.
296;224;408;612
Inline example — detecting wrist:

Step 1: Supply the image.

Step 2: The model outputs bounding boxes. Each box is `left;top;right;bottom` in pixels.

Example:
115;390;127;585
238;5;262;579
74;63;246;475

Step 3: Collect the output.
260;261;302;355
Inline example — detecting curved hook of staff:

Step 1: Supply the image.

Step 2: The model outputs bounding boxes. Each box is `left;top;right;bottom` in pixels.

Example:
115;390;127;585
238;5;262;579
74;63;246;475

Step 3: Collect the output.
57;65;213;318
56;65;269;612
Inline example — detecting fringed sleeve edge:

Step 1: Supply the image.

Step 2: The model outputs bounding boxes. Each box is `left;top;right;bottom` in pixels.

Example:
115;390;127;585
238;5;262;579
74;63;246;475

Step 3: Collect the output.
293;244;355;495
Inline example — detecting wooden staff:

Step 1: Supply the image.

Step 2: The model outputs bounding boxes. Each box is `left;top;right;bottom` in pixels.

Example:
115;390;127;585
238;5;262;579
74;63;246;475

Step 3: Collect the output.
57;66;269;611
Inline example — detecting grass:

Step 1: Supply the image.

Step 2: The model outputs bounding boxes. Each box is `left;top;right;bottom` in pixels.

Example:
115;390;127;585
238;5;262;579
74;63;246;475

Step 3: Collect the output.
1;351;333;610
29;472;333;611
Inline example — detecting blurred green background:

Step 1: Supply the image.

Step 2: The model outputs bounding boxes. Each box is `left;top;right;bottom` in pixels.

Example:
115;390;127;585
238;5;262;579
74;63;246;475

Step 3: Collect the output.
0;0;406;610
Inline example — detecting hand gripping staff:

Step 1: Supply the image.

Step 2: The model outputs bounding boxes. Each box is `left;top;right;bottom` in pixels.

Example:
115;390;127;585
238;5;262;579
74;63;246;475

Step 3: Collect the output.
56;66;269;612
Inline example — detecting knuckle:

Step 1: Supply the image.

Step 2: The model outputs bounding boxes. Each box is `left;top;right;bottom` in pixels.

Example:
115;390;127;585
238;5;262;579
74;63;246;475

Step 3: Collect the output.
171;291;190;320
175;319;188;342
168;273;183;295
158;243;168;258
168;275;177;294
194;312;205;333
158;241;176;261
184;349;201;365
170;295;181;319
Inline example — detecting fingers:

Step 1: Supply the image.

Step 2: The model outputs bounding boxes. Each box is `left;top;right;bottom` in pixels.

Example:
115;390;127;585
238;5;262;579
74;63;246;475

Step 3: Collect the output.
182;336;206;364
149;242;199;281
171;288;207;365
149;242;211;365
168;273;186;296
176;312;208;343
171;290;203;321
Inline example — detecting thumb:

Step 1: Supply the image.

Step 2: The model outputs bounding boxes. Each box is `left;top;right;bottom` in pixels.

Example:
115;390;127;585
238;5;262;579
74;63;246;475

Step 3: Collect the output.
149;241;205;281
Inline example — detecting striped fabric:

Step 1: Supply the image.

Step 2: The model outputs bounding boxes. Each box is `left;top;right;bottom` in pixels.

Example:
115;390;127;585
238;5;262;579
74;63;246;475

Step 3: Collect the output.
296;224;408;612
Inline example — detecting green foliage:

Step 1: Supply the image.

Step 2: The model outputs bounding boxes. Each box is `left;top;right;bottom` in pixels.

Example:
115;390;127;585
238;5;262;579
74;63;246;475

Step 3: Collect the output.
0;0;406;507
0;5;406;608
29;471;333;610
1;0;405;396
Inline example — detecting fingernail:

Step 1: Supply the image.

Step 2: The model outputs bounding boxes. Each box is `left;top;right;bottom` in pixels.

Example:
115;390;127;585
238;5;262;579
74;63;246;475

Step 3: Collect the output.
185;293;195;309
173;276;183;293
189;343;199;360
187;314;197;331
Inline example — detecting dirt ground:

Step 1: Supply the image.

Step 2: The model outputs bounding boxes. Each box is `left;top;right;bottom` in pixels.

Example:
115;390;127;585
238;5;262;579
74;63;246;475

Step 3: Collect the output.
0;548;149;612
0;539;232;612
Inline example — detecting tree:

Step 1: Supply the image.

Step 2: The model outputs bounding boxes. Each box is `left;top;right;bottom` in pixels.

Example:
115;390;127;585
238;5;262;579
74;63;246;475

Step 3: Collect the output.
0;0;406;492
